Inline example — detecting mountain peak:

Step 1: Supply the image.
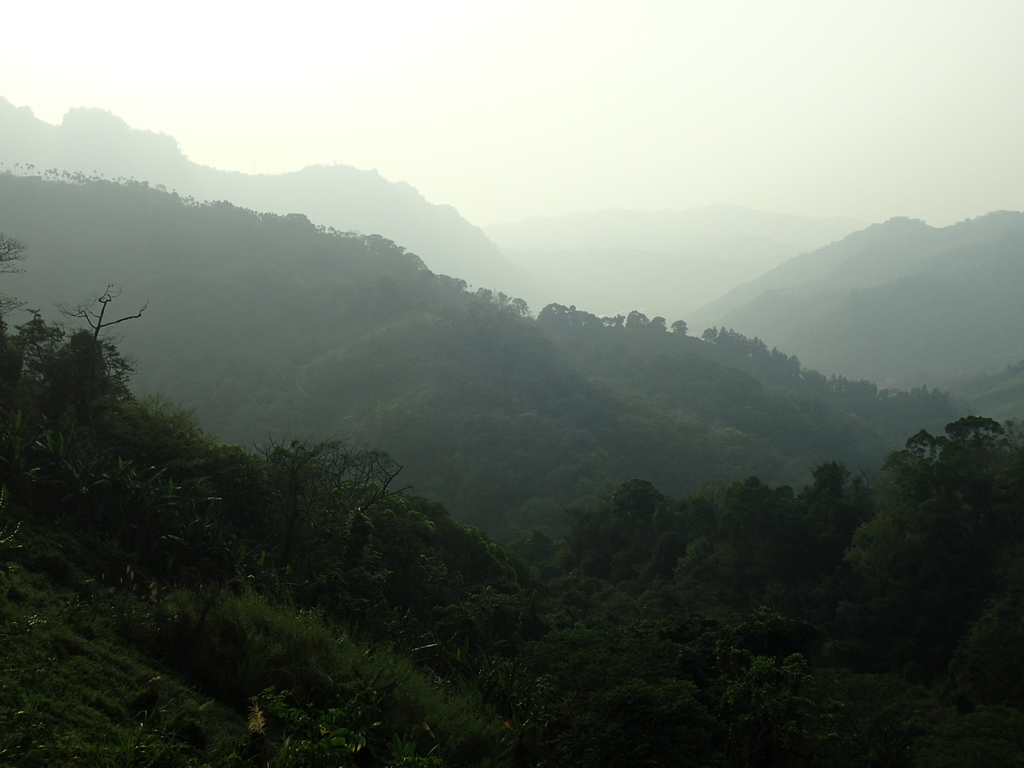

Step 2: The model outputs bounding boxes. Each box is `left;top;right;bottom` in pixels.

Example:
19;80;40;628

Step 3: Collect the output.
0;98;534;297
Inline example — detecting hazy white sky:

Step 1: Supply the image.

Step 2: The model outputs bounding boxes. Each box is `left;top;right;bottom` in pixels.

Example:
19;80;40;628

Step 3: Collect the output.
5;0;1024;227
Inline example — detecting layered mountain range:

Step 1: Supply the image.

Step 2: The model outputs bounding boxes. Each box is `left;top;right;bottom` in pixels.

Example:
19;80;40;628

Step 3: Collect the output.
703;212;1024;383
3;98;873;324
0;172;961;534
486;207;864;319
3;97;1023;531
0;97;533;297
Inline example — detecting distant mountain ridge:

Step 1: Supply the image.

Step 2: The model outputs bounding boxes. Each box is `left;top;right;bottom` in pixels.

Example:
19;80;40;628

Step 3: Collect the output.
0;173;962;533
485;205;863;252
702;212;1024;384
1;98;877;324
485;206;865;319
0;97;533;296
697;216;939;321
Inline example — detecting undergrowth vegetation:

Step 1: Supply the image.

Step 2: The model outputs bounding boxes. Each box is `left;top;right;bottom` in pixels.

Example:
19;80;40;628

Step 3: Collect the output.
1;229;1023;765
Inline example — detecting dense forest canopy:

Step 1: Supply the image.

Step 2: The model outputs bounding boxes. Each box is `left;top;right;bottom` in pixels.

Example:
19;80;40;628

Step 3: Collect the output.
0;265;1022;763
4;12;1024;762
0;172;967;538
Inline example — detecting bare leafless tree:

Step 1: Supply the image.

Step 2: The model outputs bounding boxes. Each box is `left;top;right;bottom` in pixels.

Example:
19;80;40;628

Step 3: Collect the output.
59;284;148;342
57;285;147;433
258;437;404;571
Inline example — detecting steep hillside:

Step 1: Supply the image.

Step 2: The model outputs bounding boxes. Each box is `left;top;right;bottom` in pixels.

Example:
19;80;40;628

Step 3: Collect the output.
950;360;1024;422
0;173;961;534
0;98;533;297
3;305;1021;766
697;216;939;321
701;212;1024;385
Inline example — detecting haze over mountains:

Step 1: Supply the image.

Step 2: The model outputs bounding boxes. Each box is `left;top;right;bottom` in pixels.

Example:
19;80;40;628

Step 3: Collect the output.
7;5;1024;763
0;172;964;534
3;98;868;323
3;97;1024;419
5;168;1023;768
0;98;533;298
707;212;1024;384
486;207;863;319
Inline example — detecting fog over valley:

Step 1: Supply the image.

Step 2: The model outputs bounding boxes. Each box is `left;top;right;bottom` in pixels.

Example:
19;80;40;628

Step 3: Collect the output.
3;2;1024;764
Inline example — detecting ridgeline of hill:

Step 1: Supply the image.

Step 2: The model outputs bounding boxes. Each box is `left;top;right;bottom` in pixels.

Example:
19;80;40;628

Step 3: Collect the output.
0;172;963;536
702;212;1024;388
0;97;533;299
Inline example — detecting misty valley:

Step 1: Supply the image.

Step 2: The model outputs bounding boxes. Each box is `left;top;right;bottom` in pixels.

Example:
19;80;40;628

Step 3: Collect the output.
2;104;1024;767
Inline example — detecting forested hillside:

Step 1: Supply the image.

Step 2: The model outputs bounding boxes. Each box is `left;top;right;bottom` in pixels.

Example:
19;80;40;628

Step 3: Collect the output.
1;282;1022;765
0;173;963;536
703;212;1024;385
0;98;532;297
4;4;1022;764
951;361;1024;422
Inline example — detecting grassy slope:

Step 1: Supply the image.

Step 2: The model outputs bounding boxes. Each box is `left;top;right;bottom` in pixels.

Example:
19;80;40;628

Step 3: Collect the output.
0;520;246;765
0;514;510;767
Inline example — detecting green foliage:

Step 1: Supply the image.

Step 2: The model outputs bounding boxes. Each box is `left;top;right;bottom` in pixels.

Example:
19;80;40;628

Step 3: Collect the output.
561;478;676;585
0;232;27;314
838;417;1020;676
0;485;19;553
520;622;719;767
720;653;815;766
252;682;445;768
949;588;1024;710
0;529;246;766
104;394;214;475
5;315;134;429
255;437;401;575
257;687;383;767
3;174;1023;766
804;670;932;767
0;173;967;537
112;586;509;766
915;707;1024;768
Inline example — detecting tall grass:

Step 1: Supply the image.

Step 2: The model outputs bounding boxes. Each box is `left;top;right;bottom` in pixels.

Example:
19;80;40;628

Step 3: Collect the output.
118;586;511;766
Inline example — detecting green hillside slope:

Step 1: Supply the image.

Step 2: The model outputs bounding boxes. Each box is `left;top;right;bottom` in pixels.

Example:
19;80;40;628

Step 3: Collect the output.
1;212;1022;765
0;98;532;297
706;212;1024;384
0;173;962;535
